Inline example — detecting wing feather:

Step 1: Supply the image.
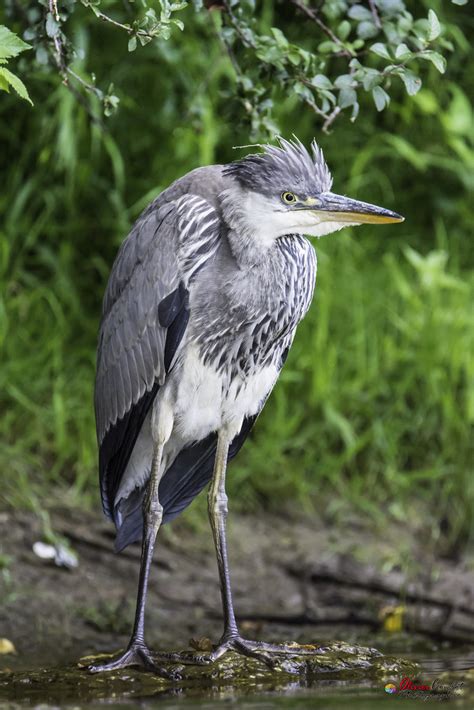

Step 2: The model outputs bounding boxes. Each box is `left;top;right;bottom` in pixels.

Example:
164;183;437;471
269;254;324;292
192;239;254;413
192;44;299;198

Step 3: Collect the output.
95;193;221;518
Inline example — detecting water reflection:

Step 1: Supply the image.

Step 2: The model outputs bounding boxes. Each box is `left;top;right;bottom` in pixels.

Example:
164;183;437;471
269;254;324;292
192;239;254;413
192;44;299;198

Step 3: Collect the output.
0;650;472;708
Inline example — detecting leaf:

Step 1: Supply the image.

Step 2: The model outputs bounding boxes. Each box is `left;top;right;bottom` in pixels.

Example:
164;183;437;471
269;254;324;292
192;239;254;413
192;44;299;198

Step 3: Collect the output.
139;33;154;46
420;50;447;73
395;43;412;60
128;36;137;52
451;0;467;4
348;5;372;21
337;20;351;41
362;69;382;91
399;70;422;96
319;88;336;106
104;92;120;117
350;101;360;122
45;12;60;39
287;51;301;66
35;46;49;65
338;87;357;109
271;27;288;49
357;21;378;40
334;74;353;89
0;25;32;62
318;40;339;53
294;81;314;103
427;9;441;41
378;0;405;15
311;74;332;90
370;42;391;59
372;85;390;111
0;66;33;104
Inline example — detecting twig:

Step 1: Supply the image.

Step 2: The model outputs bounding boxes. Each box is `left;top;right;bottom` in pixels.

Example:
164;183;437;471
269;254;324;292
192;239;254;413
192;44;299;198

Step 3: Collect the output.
289;0;354;58
92;7;155;42
299;90;330;127
93;8;134;34
48;0;66;75
322;106;341;133
368;0;382;29
50;0;60;22
46;2;104;128
221;34;243;77
66;67;101;98
63;79;105;129
221;0;257;48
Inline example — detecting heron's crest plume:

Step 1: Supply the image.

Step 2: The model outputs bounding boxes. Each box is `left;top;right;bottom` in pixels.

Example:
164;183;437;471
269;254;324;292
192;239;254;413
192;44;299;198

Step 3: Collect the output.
223;137;333;196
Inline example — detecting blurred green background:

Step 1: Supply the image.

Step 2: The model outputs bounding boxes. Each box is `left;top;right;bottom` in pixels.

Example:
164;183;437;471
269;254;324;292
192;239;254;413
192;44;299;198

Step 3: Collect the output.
0;1;472;552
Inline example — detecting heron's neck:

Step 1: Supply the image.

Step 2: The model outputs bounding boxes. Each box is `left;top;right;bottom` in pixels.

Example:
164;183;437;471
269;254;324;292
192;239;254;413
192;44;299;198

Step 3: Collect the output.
220;187;278;266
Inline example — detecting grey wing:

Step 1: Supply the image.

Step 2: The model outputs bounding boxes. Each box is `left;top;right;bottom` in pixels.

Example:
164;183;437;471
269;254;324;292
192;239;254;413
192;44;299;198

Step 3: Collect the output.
95;193;221;518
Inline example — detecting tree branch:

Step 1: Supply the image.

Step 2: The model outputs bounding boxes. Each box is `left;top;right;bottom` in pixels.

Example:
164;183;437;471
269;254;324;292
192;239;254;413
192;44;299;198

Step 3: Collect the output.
368;0;382;30
322;106;341;133
289;0;354;57
48;0;66;75
221;0;257;48
86;6;155;42
46;1;104;127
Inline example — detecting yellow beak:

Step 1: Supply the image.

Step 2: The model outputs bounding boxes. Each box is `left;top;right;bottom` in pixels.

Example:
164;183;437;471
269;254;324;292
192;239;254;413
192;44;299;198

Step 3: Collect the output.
301;192;404;225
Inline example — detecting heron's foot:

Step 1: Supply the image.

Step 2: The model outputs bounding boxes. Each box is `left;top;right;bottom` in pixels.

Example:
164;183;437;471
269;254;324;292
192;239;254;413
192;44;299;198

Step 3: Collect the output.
163;636;324;672
87;641;181;679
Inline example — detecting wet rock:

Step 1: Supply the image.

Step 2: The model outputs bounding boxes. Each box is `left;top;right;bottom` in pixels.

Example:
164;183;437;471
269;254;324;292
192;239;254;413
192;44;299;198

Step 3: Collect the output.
0;641;419;704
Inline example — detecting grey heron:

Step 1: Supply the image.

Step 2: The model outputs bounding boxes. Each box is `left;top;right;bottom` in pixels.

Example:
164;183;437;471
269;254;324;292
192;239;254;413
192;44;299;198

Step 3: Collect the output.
91;138;403;676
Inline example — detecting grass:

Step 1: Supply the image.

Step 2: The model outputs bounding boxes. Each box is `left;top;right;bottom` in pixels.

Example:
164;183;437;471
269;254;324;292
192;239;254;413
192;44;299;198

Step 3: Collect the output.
232;233;473;544
0;8;473;552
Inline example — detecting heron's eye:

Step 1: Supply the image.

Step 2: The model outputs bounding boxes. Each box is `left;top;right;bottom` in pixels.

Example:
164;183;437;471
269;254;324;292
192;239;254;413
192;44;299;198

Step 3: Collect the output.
281;191;297;205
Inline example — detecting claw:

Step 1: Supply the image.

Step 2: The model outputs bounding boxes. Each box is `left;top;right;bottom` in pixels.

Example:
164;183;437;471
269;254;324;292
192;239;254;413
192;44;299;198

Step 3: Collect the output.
87;638;322;678
87;643;179;680
159;636;316;673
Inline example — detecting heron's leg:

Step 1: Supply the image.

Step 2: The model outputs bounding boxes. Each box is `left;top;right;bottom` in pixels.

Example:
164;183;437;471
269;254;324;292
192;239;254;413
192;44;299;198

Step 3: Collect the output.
162;428;324;672
208;431;238;640
89;402;177;678
197;430;278;668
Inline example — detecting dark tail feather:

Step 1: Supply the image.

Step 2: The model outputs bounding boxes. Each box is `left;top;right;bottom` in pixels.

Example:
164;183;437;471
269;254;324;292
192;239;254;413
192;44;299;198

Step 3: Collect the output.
114;486;145;552
113;415;257;551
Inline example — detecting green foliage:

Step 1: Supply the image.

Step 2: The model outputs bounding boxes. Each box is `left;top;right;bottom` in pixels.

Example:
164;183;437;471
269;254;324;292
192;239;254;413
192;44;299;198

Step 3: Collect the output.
0;25;32;103
2;1;455;131
218;0;451;132
0;1;472;550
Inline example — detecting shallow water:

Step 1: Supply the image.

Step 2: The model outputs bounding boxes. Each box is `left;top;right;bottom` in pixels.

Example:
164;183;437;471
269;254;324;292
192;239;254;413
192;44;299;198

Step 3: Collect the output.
1;647;472;709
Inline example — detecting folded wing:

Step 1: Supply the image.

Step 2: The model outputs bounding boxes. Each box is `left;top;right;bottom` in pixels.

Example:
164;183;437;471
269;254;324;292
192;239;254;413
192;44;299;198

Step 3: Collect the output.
95;194;221;519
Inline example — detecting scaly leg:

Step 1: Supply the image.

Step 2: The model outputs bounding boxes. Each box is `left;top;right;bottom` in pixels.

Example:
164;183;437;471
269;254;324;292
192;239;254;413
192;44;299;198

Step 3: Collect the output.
202;430;279;668
89;403;178;678
170;428;324;672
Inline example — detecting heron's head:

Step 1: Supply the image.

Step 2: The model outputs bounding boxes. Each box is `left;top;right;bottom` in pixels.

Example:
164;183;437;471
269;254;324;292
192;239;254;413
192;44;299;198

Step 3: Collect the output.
223;137;403;241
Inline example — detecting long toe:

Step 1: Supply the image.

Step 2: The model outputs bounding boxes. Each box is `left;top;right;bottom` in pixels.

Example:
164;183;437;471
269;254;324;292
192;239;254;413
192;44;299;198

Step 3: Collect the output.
150;646;228;666
88;647;136;673
150;649;215;666
238;640;323;656
213;637;325;674
233;638;280;670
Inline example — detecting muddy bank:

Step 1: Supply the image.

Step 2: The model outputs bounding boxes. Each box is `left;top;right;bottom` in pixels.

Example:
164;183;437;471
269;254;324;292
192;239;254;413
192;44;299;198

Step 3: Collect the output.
0;505;473;674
